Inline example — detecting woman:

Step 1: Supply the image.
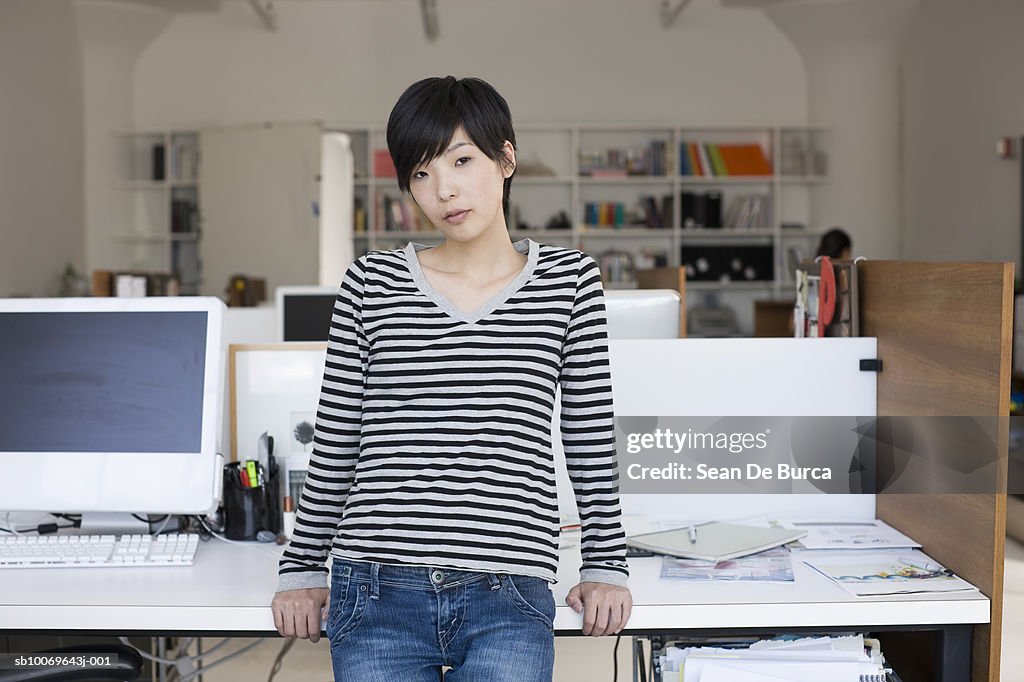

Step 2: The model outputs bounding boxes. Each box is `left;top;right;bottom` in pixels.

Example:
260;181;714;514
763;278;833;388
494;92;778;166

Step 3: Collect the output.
271;76;632;681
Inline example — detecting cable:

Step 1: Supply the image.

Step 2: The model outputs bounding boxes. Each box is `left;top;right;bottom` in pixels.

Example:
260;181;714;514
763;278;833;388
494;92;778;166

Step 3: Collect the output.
267;638;295;682
613;634;620;682
191;514;281;558
637;637;647;682
176;640;264;682
118;636;236;666
0;513;75;535
118;637;180;666
152;514;175;536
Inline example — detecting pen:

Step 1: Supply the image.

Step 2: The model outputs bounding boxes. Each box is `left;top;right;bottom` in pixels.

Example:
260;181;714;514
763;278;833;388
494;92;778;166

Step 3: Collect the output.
688;524;698;543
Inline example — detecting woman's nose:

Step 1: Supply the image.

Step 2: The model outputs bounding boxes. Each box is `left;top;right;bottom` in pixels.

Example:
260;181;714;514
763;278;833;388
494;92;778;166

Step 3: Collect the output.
435;173;457;201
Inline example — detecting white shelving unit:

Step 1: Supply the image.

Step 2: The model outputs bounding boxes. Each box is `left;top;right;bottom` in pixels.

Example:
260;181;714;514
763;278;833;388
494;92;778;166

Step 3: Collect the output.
334;124;830;299
111;129;202;294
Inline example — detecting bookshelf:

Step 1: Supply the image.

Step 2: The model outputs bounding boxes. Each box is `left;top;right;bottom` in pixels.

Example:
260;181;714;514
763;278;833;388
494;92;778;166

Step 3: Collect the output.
336;123;829;300
111;129;202;295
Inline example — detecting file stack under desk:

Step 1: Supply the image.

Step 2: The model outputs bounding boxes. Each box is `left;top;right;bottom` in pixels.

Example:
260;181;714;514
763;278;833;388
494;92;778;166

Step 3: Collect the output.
654;634;897;682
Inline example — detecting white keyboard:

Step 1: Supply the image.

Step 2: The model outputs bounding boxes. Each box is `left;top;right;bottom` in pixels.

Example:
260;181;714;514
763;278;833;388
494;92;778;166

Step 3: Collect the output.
0;533;200;568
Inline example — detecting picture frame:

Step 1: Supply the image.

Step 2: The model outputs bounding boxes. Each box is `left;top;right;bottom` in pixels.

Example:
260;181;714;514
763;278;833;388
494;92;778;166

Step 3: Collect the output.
228;343;327;473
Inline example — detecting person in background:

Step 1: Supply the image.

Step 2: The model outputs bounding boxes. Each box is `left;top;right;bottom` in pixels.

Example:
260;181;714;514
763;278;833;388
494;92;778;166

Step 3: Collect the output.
816;227;852;260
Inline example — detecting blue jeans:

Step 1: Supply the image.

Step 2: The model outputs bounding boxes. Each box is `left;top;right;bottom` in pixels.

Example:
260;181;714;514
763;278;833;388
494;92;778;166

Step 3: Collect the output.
325;558;555;681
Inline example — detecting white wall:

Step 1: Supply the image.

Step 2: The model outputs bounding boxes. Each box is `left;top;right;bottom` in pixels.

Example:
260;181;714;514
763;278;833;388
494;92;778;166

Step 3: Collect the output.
131;0;806;127
0;0;84;297
901;0;1024;268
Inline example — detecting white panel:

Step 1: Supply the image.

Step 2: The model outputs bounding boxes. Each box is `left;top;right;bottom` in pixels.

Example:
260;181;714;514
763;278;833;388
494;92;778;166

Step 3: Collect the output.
198;122;322;297
554;338;878;526
319;133;354;287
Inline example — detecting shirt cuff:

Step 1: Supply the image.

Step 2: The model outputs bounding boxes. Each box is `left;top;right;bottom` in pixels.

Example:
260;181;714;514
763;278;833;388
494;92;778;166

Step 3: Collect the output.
579;567;630;588
276;570;329;593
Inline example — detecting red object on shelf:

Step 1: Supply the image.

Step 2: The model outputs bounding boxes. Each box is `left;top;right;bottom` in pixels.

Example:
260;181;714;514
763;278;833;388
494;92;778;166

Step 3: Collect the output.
374;150;397;178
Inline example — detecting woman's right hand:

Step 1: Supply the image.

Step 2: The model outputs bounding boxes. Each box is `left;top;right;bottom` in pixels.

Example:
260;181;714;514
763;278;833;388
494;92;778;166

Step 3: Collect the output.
271;587;330;642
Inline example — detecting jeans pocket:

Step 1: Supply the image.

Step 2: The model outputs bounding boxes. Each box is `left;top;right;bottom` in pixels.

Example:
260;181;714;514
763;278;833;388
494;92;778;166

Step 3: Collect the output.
502;574;555;628
326;565;369;643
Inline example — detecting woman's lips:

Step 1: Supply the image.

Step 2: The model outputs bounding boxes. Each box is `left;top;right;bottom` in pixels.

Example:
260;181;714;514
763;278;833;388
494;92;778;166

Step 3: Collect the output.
445;210;470;224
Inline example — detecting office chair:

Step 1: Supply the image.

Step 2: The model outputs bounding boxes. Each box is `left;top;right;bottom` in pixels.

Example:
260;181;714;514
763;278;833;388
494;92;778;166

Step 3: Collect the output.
0;644;142;682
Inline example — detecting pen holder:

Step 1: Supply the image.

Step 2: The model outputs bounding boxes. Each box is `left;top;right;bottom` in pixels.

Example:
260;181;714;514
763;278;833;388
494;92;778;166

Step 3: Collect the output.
222;461;282;540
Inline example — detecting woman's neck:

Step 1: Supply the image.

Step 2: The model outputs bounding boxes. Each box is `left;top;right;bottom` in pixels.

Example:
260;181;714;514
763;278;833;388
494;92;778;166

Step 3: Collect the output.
422;224;524;279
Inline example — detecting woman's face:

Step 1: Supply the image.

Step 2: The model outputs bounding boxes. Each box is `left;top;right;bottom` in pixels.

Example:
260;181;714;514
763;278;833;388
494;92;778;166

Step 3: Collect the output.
408;125;515;242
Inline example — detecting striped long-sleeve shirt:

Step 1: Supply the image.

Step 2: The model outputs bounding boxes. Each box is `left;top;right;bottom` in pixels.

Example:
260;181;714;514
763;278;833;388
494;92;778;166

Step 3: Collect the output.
277;237;629;590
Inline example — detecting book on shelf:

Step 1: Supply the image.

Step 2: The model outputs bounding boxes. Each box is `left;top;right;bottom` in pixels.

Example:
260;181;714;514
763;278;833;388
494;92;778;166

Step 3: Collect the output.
718;143;773;175
722;193;773;230
579;138;672;177
171;199;197;234
680;141;773;177
375;194;428;232
374;149;396;177
680;190;723;228
583;202;628;227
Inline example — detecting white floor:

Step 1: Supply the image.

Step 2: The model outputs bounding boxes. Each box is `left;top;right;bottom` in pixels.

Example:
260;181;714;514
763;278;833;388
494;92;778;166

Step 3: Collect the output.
187;543;1024;681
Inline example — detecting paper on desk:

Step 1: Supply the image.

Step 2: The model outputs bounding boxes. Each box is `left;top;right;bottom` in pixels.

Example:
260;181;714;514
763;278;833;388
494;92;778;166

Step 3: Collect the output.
802;551;975;597
779;518;920;551
660;546;794;582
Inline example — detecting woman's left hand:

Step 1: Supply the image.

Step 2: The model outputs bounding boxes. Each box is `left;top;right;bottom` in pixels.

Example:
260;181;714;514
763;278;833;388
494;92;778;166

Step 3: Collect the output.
565;582;633;636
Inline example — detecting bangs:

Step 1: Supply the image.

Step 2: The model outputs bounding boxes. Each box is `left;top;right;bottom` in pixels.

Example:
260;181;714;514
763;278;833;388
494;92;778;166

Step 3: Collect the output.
386;76;516;197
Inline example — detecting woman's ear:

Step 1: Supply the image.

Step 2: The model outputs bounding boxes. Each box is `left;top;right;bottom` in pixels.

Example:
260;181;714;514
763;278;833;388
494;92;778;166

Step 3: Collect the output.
501;140;516;178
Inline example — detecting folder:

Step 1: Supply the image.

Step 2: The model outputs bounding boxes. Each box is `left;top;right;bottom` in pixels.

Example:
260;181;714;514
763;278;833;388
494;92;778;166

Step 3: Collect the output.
626;522;807;562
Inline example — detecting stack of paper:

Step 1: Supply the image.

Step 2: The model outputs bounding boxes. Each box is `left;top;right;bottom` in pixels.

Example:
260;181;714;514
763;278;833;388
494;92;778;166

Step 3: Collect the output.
658;635;890;681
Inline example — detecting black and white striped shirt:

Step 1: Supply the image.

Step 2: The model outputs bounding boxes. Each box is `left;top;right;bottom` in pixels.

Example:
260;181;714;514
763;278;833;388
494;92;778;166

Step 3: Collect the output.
277;238;629;590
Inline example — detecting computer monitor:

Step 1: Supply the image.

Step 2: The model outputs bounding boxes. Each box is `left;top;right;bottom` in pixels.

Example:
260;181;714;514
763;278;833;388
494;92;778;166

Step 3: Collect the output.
276;286;337;341
604;289;682;339
0;297;225;523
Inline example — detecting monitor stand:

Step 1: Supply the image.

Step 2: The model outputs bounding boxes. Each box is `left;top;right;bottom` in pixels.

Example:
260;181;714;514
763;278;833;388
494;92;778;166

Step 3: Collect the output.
80;512;150;535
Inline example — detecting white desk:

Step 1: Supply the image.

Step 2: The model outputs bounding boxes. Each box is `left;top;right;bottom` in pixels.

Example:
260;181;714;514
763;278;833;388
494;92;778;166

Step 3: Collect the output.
0;538;989;634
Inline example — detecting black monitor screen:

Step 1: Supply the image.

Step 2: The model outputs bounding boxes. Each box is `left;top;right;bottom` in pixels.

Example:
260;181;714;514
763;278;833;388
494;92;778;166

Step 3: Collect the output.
283;294;337;342
0;311;207;453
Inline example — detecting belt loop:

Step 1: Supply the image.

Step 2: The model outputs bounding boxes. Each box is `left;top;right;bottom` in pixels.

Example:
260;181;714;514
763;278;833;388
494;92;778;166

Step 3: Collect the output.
486;572;501;591
370;562;381;600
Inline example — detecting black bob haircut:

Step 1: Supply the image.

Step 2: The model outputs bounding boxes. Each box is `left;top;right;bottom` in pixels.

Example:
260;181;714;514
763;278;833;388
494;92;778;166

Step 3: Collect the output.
816;227;852;259
386;76;517;218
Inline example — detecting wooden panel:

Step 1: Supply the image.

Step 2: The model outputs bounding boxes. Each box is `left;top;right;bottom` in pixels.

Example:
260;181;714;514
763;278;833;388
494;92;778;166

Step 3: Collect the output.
860;261;1013;682
636;266;686;337
754;299;794;337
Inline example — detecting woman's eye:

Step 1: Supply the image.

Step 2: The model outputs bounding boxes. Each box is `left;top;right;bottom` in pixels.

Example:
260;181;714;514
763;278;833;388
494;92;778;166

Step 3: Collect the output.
455;157;470;166
413;171;426;180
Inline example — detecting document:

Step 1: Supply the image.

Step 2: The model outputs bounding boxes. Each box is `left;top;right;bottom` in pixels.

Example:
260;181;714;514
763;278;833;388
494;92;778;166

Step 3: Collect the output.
779;518;921;551
659;546;794;582
801;550;976;597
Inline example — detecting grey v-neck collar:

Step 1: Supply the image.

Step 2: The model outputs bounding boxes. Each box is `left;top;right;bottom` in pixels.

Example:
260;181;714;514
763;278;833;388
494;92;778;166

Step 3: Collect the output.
403;238;539;324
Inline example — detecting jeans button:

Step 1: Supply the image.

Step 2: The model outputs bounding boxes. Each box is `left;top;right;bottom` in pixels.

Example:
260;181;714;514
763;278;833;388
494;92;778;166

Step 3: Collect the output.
431;570;444;584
